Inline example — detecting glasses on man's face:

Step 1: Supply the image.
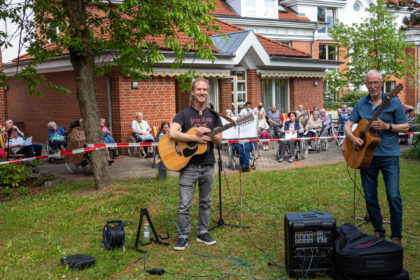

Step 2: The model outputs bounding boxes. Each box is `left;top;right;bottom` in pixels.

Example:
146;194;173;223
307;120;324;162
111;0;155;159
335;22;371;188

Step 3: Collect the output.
366;81;380;86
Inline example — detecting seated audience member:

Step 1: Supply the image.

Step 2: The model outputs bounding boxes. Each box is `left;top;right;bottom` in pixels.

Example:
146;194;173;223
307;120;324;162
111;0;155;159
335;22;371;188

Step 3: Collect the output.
239;102;253;117
267;105;281;138
319;109;331;132
258;112;270;150
48;121;67;153
6;127;38;172
157;121;170;141
253;102;265;117
338;105;348;136
232;142;251;172
305;111;323;146
4;119;42;156
226;109;235;119
131;112;154;158
295;105;308;126
101;118;119;157
406;108;417;144
278;112;304;163
0;147;5;160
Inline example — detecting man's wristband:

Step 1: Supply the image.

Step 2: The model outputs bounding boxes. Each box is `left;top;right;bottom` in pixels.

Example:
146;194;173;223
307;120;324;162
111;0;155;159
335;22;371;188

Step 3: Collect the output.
388;123;393;132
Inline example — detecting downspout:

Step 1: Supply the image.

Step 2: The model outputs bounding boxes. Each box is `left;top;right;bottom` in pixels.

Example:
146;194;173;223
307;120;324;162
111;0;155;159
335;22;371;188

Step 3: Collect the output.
311;23;319;58
104;74;113;133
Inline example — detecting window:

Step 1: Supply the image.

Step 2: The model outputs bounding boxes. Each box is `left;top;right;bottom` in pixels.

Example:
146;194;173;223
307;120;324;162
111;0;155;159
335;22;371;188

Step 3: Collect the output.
232;72;247;114
317;7;335;33
262;79;289;113
243;0;255;17
382;81;395;93
264;0;276;18
319;44;337;60
353;1;361;12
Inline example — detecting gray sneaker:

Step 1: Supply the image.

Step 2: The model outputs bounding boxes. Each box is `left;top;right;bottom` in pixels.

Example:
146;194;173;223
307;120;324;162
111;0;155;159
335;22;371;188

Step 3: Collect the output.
197;233;216;245
174;238;187;251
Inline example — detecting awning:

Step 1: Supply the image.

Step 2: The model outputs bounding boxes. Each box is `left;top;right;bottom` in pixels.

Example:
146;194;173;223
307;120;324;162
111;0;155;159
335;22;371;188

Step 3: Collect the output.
257;70;326;78
149;68;231;78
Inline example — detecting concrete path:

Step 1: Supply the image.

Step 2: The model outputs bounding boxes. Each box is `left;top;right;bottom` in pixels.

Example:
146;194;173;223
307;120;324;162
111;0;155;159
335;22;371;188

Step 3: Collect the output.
37;142;412;181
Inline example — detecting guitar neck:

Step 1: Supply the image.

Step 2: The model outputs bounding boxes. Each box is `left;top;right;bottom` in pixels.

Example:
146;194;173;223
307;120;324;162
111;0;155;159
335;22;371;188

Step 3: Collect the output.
364;94;392;133
207;122;236;138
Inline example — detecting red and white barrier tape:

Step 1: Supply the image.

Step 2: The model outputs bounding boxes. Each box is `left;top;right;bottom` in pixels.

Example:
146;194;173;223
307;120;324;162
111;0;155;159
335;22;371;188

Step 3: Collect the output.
0;132;418;166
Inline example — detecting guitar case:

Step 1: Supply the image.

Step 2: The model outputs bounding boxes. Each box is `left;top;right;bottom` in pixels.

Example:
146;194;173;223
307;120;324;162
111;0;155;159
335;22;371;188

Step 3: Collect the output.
335;223;403;277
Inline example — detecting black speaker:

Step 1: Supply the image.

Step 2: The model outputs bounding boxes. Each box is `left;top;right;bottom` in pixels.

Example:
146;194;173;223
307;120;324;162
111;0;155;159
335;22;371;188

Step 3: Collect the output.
284;212;336;277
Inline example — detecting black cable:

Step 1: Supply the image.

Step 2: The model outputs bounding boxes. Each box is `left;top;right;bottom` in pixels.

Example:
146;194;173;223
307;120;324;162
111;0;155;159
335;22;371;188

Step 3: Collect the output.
102;221;125;250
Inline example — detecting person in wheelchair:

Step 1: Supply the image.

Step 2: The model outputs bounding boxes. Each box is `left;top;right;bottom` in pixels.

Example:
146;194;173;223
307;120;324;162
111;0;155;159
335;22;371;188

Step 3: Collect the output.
100;118;119;158
319;109;332;134
48;121;67;153
278;112;304;163
305;111;323;148
131;112;154;158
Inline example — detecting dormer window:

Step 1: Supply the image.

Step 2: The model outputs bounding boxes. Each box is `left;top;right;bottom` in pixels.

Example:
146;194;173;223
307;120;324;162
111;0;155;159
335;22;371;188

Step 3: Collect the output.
318;7;336;33
244;0;256;17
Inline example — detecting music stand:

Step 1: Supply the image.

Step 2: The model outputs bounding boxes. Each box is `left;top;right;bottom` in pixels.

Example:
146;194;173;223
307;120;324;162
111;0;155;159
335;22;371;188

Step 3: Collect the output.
209;146;248;231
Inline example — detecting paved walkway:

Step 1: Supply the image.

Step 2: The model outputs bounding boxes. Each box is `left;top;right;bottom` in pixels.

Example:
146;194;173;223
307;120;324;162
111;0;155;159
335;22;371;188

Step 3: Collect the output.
37;142;412;181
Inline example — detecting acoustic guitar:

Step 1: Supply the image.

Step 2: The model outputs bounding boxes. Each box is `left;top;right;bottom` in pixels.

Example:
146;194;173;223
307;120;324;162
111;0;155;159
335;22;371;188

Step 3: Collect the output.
342;84;403;169
159;113;254;171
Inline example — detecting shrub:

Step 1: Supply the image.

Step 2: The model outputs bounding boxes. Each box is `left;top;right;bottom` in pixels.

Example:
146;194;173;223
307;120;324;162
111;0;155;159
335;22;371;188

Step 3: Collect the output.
339;90;367;108
0;164;29;188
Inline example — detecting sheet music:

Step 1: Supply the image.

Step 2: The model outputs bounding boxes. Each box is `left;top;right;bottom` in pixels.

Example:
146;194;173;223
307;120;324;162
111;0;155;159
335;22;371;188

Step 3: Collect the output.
222;117;258;139
285;132;297;140
23;136;32;146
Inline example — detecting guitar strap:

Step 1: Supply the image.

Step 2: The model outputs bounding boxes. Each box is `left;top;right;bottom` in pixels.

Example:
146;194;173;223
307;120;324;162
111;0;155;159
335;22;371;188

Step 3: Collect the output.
208;107;236;124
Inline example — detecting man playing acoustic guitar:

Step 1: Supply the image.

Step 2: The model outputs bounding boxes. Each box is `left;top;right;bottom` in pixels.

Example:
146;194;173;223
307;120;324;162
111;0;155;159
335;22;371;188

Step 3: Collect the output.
169;77;223;251
344;70;408;246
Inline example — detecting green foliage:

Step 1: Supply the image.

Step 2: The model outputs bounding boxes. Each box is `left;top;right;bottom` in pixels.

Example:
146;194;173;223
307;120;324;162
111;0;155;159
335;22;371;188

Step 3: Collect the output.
0;0;218;94
325;69;347;103
330;102;344;110
403;117;420;159
18;186;28;196
0;164;29;188
328;0;417;87
2;187;13;196
339;90;368;107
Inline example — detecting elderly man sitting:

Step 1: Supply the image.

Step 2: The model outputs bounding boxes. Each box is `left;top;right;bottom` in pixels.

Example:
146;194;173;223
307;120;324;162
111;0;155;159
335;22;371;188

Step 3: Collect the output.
4;120;42;156
131;112;154;158
48;121;67;153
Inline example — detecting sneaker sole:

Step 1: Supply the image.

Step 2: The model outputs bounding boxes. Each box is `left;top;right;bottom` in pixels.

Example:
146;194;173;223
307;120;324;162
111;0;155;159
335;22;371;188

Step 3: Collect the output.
196;238;216;245
174;246;186;251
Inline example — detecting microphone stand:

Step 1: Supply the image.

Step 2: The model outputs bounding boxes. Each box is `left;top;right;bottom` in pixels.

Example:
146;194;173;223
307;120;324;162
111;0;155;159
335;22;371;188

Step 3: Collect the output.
210;146;248;231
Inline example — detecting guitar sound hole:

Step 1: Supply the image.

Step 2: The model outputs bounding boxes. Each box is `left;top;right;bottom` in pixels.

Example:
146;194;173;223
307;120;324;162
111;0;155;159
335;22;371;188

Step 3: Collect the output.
187;142;196;147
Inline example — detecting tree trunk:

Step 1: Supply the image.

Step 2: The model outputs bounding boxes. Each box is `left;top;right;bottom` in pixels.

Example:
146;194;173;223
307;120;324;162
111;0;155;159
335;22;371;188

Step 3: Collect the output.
65;0;112;188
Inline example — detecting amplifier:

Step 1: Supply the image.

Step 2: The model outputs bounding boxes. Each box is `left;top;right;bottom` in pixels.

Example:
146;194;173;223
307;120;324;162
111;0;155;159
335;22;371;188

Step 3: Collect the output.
284;212;336;277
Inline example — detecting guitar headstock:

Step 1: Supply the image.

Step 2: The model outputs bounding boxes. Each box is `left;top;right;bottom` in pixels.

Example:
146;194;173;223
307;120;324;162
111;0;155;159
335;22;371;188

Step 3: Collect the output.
387;83;403;98
236;113;254;126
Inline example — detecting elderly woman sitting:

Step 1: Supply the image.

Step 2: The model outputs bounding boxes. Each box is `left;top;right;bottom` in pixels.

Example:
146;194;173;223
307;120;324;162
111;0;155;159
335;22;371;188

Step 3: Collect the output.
305;111;323;146
101;118;118;157
319;109;331;132
258;112;270;150
48;121;67;153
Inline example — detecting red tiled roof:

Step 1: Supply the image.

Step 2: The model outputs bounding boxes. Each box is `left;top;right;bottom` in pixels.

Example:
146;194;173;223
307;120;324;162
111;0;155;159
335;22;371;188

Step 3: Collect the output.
278;6;310;21
212;0;237;16
14;12;309;62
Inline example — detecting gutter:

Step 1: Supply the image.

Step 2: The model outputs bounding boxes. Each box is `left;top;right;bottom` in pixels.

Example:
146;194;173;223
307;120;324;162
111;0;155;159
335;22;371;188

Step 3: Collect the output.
104;74;113;134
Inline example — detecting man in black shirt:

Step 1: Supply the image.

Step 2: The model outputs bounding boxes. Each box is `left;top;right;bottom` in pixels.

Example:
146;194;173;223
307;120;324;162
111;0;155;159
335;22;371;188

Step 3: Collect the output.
169;78;222;251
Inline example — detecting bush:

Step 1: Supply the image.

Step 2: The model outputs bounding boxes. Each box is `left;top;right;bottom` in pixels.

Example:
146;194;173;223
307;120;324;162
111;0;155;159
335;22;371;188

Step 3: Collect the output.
0;164;29;188
402;117;420;159
339;90;367;107
330;102;343;110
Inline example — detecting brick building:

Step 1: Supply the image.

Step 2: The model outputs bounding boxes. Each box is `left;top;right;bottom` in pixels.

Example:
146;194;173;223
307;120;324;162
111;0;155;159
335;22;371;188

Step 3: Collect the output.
1;6;340;144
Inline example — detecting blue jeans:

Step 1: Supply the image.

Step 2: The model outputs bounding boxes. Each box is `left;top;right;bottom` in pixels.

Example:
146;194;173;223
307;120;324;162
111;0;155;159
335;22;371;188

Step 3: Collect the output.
177;164;214;238
232;142;251;168
360;156;402;239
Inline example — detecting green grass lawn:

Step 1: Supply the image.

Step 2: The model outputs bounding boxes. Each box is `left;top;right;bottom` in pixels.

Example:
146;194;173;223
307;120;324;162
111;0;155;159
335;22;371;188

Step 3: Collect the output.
0;159;419;280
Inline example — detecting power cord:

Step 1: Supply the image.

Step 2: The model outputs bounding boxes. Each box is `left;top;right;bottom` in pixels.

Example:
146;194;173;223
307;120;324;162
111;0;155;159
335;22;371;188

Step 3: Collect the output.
300;250;314;280
160;175;257;280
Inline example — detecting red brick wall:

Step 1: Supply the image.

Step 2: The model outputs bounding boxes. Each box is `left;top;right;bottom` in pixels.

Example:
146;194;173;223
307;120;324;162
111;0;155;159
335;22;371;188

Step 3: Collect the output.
175;80;189;112
5;71;176;144
289;77;324;111
114;75;176;142
246;70;261;107
219;77;232;114
291;41;311;56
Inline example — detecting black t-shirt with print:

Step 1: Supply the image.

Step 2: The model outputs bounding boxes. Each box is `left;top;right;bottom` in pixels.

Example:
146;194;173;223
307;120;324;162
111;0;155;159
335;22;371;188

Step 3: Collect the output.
173;106;222;166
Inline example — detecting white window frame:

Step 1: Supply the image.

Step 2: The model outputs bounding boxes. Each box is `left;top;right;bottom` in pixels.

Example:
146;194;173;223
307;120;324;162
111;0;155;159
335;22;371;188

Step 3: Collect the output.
262;78;290;113
232;72;247;115
319;44;337;60
317;7;336;34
